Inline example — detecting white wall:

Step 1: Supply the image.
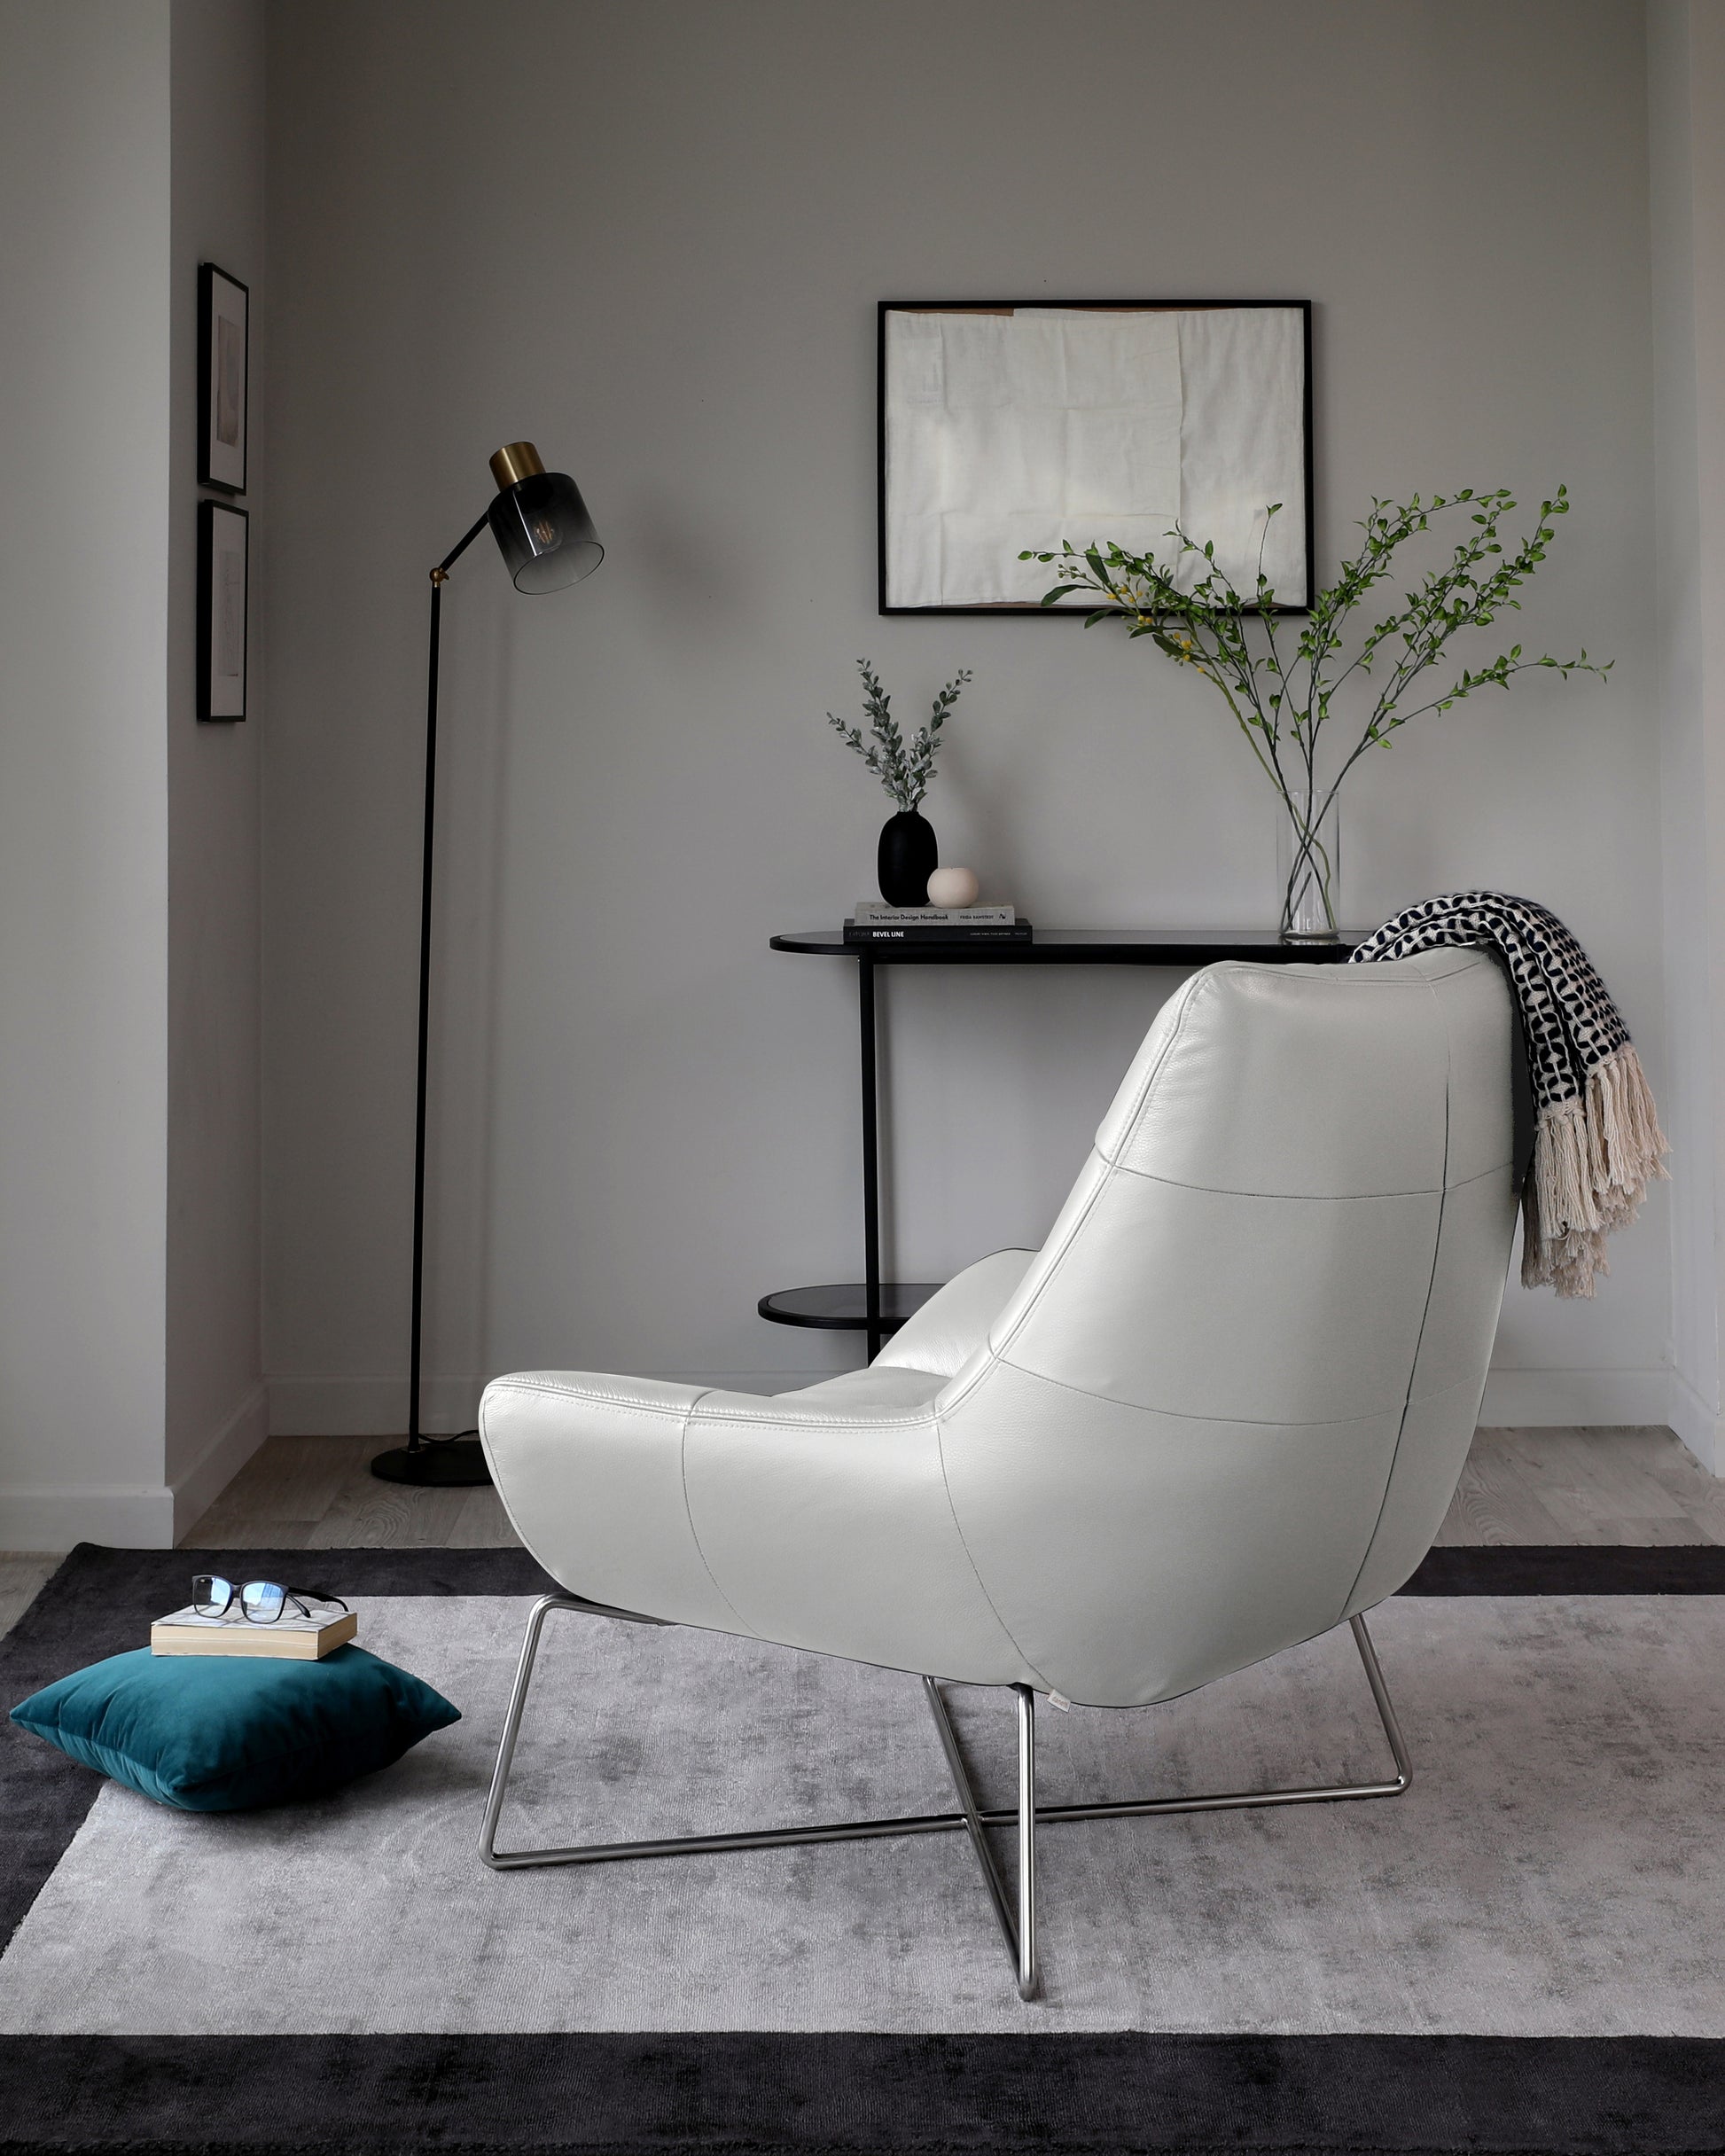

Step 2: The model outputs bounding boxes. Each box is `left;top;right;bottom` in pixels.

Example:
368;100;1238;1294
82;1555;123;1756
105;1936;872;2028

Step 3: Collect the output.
0;0;267;1549
263;0;1667;1436
167;0;268;1533
1651;0;1725;1470
0;2;174;1543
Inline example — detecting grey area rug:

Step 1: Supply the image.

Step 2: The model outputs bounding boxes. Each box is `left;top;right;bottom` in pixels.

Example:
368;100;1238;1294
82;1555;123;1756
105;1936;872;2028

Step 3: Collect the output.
6;1550;1725;2037
4;1543;1725;2154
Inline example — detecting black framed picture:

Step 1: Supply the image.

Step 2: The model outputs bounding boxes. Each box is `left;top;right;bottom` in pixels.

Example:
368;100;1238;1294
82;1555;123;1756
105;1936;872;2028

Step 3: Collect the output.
878;300;1314;616
198;499;248;722
198;262;249;495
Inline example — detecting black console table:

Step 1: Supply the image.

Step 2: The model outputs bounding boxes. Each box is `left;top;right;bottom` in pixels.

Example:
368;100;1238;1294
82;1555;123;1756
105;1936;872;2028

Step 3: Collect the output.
763;928;1360;1358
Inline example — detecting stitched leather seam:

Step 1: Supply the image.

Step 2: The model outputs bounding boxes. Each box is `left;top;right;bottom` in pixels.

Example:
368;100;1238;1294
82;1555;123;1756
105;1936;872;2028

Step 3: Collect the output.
1224;955;1487;986
972;1141;1129;1382
683;1404;942;1429
1341;969;1459;1618
958;979;1213;1404
483;1379;942;1430
1105;1159;1510;1201
992;1355;1414;1430
937;1176;1111;1417
933;1410;1058;1693
677;1392;761;1638
874;1249;1036;1373
1092;970;1210;1168
484;1382;704;1412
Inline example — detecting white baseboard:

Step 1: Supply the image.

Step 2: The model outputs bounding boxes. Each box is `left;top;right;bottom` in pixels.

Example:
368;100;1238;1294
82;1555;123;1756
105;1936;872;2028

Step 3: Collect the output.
1478;1366;1675;1429
0;1480;176;1551
1666;1370;1722;1475
172;1382;269;1541
0;1385;270;1551
268;1369;842;1434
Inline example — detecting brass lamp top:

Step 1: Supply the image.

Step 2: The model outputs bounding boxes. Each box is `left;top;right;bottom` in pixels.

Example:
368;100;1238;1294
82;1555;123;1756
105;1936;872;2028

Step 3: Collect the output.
489;441;546;490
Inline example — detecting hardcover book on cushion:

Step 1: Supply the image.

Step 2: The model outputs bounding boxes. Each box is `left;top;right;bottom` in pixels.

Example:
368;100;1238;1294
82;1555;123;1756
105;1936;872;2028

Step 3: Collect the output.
9;1644;459;1811
150;1602;358;1659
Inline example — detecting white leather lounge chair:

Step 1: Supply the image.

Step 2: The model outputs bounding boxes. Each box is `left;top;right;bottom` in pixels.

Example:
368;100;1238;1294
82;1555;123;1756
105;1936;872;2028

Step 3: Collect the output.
478;950;1518;1997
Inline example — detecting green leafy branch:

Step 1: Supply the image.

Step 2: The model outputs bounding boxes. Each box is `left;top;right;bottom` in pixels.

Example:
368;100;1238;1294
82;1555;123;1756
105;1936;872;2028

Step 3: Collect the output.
827;659;972;813
1019;487;1610;910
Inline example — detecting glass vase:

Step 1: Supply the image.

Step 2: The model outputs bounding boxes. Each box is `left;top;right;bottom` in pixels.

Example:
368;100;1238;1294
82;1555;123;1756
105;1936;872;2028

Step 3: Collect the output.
1277;793;1340;941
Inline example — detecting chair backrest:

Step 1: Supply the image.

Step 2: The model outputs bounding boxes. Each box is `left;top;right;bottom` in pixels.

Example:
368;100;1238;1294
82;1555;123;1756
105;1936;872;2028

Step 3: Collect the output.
930;950;1518;1708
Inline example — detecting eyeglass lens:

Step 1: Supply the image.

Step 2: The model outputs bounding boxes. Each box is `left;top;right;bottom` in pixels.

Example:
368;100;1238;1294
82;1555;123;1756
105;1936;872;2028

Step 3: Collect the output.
240;1581;287;1623
191;1574;232;1618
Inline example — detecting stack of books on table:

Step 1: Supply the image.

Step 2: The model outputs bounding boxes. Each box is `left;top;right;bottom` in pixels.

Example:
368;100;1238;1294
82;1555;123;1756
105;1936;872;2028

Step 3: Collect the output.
150;1604;358;1660
843;902;1032;945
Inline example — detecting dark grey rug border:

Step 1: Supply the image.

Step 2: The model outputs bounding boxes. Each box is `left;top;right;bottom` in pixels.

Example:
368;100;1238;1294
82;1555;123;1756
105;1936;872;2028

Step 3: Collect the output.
2;2030;1725;2155
7;1546;1725;2155
1407;1544;1725;1595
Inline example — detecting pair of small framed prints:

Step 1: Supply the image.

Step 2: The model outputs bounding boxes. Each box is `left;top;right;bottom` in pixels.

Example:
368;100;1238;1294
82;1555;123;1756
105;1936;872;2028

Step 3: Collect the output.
197;262;249;722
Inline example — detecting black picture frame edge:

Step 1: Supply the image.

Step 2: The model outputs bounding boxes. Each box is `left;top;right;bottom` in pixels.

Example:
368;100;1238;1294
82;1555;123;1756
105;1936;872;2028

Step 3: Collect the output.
876;298;1317;619
197;259;249;498
196;497;249;723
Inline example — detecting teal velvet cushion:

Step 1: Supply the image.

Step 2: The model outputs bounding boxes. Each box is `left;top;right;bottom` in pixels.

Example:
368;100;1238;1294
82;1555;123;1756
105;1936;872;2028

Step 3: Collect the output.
9;1645;460;1812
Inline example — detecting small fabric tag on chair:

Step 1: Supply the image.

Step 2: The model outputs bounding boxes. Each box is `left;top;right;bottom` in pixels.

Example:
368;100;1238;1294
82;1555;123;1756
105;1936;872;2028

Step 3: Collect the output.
1047;1691;1072;1712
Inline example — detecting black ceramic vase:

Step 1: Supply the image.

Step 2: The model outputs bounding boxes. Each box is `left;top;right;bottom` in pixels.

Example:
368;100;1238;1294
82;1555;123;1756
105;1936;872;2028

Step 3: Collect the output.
878;808;938;905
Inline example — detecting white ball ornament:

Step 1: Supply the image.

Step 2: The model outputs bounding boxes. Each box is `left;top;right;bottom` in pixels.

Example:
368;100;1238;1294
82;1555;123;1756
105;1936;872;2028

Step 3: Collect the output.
926;866;980;909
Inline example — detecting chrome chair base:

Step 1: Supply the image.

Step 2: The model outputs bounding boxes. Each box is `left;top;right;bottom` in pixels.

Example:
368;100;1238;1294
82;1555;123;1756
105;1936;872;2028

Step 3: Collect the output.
478;1594;1411;2004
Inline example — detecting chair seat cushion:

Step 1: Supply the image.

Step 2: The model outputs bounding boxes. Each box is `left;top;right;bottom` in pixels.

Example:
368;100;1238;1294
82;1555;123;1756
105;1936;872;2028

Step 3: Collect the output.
9;1645;460;1811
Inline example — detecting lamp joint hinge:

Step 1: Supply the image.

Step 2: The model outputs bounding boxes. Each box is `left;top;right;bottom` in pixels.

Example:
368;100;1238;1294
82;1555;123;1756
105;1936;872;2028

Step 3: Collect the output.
430;566;449;587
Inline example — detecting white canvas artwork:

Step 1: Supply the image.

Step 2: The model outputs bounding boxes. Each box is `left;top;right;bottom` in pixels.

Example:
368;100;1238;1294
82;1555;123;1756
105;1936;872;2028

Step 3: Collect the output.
881;304;1308;611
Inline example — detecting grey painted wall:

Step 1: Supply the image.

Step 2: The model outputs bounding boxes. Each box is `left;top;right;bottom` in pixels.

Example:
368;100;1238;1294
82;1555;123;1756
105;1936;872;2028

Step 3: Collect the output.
1651;0;1725;1470
0;1;173;1541
167;0;268;1527
263;0;1667;1434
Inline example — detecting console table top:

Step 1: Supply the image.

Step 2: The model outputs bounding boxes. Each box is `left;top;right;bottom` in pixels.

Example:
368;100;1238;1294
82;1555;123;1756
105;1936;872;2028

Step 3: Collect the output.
770;927;1362;965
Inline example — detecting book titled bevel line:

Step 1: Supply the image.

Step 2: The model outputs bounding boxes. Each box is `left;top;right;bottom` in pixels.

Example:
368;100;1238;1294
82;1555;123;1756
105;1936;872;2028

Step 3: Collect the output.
150;1605;358;1660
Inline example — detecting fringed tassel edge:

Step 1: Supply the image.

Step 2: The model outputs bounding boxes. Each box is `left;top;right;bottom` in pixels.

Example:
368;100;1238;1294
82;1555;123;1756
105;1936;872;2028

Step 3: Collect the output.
1521;1043;1671;1297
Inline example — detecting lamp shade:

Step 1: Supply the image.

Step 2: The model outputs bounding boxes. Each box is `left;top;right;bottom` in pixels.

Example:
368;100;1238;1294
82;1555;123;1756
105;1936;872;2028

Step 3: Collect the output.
485;441;603;594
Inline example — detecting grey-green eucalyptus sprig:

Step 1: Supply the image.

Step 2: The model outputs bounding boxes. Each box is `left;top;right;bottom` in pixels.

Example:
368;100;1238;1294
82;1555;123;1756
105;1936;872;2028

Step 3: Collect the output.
826;659;972;813
1020;488;1610;933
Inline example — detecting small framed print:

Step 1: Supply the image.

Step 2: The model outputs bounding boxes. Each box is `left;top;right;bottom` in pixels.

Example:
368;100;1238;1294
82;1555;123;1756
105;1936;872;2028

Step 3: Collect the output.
199;500;248;722
198;262;248;495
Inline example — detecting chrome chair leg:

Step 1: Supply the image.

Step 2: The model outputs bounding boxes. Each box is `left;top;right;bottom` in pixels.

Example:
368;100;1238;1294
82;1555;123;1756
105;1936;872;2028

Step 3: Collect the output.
920;1676;1038;1997
480;1597;1409;2002
1015;1683;1037;1999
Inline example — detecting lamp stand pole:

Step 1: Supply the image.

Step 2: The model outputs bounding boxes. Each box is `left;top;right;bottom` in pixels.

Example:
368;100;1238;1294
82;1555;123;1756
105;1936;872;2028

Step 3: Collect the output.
371;511;494;1488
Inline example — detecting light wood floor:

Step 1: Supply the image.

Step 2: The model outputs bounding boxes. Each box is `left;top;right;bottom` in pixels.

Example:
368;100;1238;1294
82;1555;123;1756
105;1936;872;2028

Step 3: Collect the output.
166;1423;1725;1551
180;1435;518;1551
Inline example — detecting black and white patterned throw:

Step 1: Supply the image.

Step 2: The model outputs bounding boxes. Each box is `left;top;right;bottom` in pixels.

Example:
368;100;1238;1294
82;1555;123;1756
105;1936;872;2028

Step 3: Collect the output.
1351;893;1667;1296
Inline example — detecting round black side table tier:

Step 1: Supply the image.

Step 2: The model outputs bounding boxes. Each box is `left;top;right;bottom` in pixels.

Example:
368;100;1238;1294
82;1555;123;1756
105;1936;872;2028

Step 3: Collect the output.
762;928;1360;1357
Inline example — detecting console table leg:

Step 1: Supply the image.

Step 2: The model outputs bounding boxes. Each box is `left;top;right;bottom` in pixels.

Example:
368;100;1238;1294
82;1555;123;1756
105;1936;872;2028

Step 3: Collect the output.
859;957;882;1360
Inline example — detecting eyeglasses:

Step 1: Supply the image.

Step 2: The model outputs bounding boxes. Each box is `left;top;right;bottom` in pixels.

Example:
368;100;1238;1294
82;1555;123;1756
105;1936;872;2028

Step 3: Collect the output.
190;1575;349;1625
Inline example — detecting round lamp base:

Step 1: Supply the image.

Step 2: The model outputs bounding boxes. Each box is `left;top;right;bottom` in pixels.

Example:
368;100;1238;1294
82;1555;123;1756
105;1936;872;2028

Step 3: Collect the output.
370;1438;491;1488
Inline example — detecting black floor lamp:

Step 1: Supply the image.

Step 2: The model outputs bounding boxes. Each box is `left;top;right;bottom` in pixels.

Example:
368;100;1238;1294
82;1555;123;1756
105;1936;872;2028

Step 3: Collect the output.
371;442;603;1488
